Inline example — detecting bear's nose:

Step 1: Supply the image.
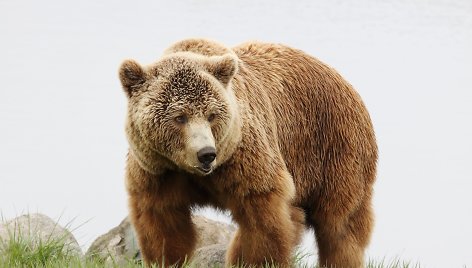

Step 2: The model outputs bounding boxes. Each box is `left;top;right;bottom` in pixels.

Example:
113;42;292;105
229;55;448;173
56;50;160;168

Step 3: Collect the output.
197;146;216;166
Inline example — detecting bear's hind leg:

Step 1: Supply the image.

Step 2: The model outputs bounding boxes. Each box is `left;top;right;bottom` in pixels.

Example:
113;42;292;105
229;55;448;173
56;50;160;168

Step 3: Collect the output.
313;198;373;268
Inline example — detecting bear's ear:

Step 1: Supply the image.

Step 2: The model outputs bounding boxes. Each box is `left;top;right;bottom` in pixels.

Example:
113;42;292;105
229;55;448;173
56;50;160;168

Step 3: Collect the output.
205;54;239;87
119;59;146;97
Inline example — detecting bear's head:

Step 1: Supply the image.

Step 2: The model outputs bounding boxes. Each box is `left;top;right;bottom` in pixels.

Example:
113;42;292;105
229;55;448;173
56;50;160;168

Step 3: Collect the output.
119;52;241;176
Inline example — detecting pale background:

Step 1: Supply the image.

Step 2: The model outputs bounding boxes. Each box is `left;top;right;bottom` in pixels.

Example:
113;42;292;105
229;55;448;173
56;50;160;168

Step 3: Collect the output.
1;0;471;267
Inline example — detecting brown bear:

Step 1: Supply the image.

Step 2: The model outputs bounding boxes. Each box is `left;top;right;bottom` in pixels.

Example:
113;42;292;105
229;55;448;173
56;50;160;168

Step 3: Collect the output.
119;39;377;268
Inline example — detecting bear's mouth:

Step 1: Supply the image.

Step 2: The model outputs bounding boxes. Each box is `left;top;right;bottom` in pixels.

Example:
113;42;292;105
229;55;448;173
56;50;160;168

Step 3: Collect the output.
196;165;212;175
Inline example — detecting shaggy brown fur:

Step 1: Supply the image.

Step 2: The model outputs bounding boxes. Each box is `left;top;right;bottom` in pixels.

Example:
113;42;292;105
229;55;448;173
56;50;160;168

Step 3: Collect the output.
119;39;377;268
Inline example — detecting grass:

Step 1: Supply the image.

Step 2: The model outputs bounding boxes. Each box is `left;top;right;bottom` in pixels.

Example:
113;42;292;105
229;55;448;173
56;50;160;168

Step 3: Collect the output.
0;214;82;268
366;258;421;268
0;236;421;268
0;216;420;268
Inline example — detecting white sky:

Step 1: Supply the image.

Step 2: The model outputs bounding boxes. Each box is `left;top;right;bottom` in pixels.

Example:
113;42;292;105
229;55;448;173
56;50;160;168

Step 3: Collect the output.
1;0;471;267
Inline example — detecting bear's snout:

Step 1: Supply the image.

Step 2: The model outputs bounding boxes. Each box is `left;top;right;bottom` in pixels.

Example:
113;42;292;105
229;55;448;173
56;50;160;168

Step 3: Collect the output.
197;146;216;169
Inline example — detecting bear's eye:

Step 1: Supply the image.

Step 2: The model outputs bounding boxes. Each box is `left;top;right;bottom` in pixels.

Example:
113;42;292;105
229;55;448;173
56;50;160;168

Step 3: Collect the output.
174;115;188;124
208;113;216;122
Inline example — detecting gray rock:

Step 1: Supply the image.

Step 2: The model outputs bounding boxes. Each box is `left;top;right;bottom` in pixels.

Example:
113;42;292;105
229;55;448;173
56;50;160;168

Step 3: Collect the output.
191;244;228;268
191;243;227;268
86;215;236;265
0;213;82;256
85;217;139;264
193;216;236;249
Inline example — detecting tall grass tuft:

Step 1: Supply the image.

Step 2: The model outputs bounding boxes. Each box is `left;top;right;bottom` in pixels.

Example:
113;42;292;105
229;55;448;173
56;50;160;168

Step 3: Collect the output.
0;214;83;268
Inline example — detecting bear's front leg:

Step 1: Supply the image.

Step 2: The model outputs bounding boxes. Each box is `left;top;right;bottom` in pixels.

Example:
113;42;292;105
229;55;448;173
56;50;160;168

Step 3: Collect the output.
226;191;302;268
126;161;198;267
129;198;196;267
